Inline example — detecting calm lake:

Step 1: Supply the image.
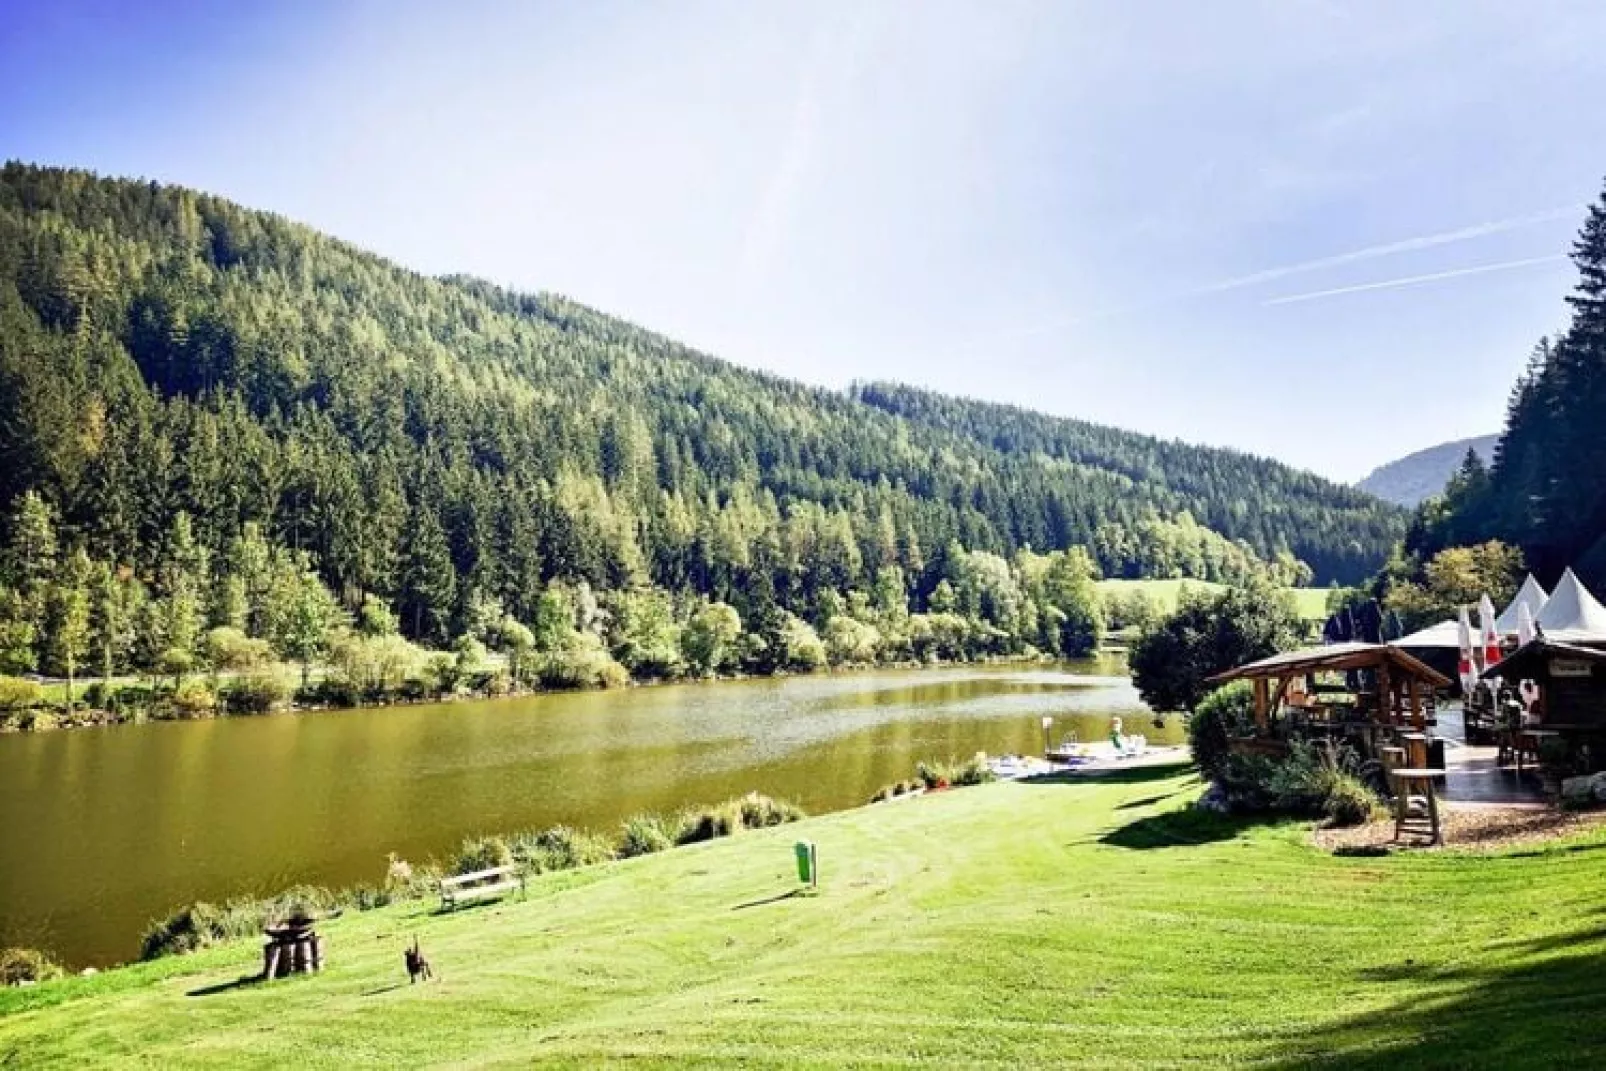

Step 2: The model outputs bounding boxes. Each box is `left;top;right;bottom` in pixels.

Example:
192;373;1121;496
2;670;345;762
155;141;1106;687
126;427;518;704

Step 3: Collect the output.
0;659;1173;967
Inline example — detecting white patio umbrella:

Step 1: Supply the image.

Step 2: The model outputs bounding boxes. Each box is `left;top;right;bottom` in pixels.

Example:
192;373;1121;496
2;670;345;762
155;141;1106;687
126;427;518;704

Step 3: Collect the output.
1478;593;1502;671
1517;601;1538;646
1456;606;1477;692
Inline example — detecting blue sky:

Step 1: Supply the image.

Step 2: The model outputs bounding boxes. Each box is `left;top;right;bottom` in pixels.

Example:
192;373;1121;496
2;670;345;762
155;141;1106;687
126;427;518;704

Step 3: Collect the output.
4;0;1605;481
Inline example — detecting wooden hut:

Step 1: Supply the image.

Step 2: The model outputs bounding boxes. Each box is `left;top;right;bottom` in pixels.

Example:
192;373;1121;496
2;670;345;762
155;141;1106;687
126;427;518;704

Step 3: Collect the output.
1483;639;1606;773
1207;642;1451;760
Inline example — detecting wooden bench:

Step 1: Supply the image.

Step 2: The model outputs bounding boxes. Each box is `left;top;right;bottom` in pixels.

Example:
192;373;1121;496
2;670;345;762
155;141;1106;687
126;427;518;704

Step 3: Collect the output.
438;864;526;910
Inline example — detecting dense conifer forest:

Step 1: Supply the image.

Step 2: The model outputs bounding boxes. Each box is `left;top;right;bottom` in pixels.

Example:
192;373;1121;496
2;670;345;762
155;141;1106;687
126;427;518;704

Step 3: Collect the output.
0;163;1404;715
1394;180;1606;590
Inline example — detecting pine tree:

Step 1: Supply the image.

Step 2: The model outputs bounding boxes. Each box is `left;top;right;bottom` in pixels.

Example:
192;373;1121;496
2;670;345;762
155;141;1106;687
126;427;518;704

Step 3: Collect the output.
401;507;456;643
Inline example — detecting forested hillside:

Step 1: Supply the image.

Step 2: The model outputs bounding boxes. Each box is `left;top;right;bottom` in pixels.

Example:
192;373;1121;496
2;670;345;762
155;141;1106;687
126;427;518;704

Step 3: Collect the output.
1403;179;1606;587
1357;434;1498;507
0;163;1401;702
853;383;1401;583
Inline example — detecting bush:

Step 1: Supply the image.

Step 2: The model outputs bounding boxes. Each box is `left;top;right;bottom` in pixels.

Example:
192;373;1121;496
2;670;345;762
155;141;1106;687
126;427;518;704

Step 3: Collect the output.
221;669;293;714
1318;770;1383;827
916;760;953;790
166;679;218;719
1188;681;1256;782
617;813;678;858
0;675;42;712
536;638;629;690
915;757;995;790
140;901;236;960
108;683;157;716
140;885;340;960
0;946;65;985
1212;740;1382;827
950;756;997;787
674;793;803;845
511;826;615;873
677;799;745;844
451;835;513;876
736;791;806;828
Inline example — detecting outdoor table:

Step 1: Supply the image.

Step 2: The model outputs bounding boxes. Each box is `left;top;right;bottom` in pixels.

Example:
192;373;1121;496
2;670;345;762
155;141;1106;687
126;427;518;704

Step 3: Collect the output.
1517;729;1562;776
1390;768;1446;846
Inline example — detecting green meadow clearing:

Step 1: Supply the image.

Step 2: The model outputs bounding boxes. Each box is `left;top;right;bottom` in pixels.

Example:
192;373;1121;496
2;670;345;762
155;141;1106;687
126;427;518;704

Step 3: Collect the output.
4;765;1604;1068
1097;578;1333;623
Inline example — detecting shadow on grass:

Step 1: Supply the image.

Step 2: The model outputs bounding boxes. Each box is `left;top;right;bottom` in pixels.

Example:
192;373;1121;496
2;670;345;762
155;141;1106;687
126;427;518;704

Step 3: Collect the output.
430;896;519;918
1022;761;1196;787
1097;806;1249;850
186;974;264;998
732;889;806;911
361;982;408;997
1266;932;1606;1068
1117;792;1183;810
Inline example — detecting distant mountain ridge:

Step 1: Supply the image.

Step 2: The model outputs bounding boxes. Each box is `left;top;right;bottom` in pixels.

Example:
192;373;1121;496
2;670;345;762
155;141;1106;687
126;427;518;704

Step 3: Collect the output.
1357;435;1499;506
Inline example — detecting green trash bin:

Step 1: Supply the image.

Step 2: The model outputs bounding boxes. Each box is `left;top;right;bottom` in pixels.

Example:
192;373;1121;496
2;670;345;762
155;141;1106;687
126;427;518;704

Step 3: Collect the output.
794;840;817;886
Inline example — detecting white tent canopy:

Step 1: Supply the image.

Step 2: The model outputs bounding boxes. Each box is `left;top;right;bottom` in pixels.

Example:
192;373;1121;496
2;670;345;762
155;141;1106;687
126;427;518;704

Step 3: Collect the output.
1394;619;1465;649
1533;568;1606;642
1495;575;1550;633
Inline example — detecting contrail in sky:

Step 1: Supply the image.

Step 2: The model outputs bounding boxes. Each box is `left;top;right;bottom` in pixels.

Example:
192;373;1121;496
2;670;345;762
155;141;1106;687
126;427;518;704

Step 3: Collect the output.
1262;254;1567;306
1193;205;1580;296
960;204;1582;347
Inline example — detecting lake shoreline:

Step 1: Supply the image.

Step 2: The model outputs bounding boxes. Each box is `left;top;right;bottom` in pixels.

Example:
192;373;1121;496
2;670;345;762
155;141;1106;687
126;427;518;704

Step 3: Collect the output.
1;649;1108;735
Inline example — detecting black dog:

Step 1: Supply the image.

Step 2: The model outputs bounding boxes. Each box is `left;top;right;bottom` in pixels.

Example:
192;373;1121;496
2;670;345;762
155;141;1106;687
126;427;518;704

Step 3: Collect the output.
404;937;434;983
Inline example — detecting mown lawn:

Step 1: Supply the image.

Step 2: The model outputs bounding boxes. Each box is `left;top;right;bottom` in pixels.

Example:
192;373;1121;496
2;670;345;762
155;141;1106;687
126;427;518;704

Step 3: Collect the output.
1098;578;1332;622
4;765;1605;1068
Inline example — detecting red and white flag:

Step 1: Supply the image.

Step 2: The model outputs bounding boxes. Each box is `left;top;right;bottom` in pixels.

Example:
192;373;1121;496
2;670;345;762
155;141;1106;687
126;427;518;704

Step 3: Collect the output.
1479;593;1502;672
1457;606;1477;691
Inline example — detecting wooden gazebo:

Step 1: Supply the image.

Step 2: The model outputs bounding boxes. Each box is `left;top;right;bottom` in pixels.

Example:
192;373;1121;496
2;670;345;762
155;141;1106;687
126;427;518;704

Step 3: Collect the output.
1207;642;1451;756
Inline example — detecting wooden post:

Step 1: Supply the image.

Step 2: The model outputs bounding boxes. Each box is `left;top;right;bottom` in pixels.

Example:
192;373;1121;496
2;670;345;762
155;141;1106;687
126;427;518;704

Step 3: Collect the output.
263;942;281;980
1378;662;1393;727
1253;678;1269;734
1408;676;1422;731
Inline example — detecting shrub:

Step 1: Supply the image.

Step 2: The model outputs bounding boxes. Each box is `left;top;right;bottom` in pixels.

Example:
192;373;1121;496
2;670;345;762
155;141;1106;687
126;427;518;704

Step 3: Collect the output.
221;669;293;714
916;760;954;790
915;757;995;789
677;799;745;844
949;756;997;787
1188;681;1256;782
140;901;233;960
617;813;678;858
1213;740;1383;827
537;637;629;690
0;946;65;985
258;884;338;922
452;835;513;875
166;679;218;719
511;826;615;873
108;684;157;716
140;885;340;960
736;791;805;828
0;675;42;712
1318;770;1383;827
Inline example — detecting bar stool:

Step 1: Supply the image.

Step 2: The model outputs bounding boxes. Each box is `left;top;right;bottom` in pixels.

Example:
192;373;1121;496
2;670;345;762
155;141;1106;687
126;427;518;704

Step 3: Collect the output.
1390;767;1446;845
